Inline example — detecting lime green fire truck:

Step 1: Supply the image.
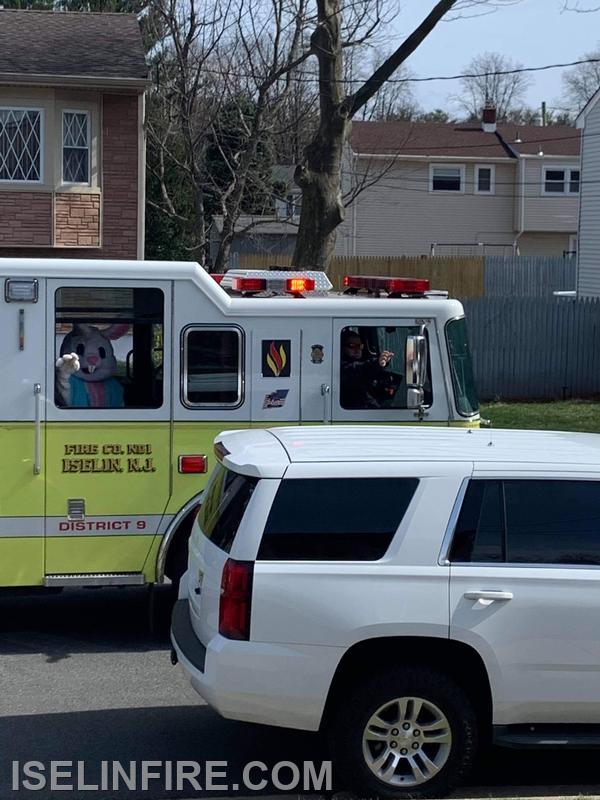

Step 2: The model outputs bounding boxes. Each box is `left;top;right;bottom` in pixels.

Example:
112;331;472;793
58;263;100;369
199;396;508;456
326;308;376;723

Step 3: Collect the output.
0;258;478;589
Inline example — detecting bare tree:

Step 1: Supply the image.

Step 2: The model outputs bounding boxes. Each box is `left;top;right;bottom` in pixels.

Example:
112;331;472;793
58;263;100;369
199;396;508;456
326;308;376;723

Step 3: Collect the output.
145;0;233;262
455;51;532;121
291;0;517;269
212;0;317;270
353;52;419;121
563;48;600;111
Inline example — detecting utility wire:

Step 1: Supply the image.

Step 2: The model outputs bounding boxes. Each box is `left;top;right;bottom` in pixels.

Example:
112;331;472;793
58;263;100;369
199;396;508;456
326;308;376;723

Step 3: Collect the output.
156;56;600;87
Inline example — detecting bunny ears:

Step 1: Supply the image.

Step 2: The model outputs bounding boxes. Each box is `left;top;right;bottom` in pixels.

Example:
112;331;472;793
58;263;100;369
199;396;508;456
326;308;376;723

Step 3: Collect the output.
72;323;129;340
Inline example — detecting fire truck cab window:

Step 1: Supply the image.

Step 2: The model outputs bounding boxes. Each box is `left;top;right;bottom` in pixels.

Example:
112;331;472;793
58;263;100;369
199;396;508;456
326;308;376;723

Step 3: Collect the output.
340;325;432;410
183;327;243;407
54;287;164;409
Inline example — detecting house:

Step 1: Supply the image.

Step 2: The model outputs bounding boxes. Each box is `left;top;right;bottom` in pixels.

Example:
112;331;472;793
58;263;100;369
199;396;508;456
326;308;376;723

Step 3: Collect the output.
0;10;148;259
337;111;581;258
576;89;600;296
210;165;301;263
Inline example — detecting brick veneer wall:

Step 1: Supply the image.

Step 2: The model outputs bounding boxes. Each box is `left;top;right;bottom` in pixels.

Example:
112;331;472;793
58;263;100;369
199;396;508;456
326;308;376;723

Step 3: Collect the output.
0;192;52;247
0;92;140;260
101;93;139;259
55;193;101;247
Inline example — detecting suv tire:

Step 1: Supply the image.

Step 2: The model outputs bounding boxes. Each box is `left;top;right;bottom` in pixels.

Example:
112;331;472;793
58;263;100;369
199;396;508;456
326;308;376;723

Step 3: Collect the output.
329;666;478;799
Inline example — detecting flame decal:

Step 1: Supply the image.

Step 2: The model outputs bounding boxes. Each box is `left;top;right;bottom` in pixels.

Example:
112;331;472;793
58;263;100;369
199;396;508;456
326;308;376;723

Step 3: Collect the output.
266;341;287;376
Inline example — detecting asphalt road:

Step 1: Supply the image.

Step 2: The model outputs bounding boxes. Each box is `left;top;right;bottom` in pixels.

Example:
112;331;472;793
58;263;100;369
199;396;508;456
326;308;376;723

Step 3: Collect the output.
1;588;599;800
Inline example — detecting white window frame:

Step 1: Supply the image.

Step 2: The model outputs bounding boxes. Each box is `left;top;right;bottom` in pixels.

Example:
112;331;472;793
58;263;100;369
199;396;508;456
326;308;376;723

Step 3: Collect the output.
475;164;495;195
0;106;44;185
429;164;466;194
62;109;90;186
542;165;580;197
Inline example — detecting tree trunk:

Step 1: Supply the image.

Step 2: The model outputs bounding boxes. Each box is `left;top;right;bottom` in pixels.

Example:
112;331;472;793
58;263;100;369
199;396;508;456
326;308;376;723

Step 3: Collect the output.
292;121;347;268
292;0;346;269
292;0;461;271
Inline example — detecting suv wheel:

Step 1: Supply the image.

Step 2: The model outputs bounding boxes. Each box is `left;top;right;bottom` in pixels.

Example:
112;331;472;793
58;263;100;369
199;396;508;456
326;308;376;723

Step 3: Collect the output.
330;667;478;798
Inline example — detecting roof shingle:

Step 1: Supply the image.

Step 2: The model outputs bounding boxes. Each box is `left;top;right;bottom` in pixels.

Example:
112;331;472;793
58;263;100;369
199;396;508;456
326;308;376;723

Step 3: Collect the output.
0;10;148;83
349;119;581;159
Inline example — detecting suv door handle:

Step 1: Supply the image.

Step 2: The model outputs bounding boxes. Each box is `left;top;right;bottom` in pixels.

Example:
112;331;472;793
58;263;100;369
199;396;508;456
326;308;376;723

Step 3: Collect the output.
464;590;513;602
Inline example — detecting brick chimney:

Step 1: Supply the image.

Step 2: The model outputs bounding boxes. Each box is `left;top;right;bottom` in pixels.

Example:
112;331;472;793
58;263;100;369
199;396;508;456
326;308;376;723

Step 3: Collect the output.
482;106;497;133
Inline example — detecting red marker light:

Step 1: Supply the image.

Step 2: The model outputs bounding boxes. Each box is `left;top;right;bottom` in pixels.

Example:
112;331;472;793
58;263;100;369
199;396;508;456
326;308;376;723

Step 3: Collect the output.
231;277;267;293
178;455;208;474
211;274;225;284
343;275;430;295
286;277;315;293
219;559;254;640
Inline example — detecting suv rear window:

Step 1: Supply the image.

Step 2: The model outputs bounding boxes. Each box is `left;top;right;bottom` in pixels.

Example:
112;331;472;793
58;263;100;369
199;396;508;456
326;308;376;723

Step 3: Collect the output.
258;478;418;561
197;463;258;553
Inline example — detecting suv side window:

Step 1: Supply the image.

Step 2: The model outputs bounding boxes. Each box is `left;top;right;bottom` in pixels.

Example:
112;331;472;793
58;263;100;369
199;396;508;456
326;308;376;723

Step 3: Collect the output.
258;478;418;561
505;480;600;565
450;480;504;563
450;479;600;566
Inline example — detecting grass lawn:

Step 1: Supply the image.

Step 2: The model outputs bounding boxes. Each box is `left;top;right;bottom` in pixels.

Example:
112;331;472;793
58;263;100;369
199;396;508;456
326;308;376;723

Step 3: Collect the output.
481;401;600;433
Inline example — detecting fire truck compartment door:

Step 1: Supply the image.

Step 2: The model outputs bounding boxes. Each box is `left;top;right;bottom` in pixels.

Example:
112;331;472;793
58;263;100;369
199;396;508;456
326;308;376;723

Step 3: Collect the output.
0;273;46;586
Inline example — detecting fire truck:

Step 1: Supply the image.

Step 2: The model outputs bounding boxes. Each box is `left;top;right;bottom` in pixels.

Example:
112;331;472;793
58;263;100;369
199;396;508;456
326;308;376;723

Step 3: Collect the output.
0;258;478;590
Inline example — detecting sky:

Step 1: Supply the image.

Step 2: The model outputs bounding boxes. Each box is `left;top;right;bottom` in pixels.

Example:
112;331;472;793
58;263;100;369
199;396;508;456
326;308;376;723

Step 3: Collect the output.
393;0;600;115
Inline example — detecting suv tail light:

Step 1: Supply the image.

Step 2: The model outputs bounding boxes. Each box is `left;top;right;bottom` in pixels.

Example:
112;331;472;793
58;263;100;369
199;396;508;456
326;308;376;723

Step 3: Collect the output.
219;559;254;640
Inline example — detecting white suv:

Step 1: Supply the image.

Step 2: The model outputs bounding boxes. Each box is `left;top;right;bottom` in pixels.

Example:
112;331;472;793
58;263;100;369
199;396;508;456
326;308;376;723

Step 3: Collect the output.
171;425;600;798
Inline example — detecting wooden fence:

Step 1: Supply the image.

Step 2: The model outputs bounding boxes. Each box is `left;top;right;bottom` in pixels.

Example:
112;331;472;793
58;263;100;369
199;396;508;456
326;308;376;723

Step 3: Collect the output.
237;254;485;297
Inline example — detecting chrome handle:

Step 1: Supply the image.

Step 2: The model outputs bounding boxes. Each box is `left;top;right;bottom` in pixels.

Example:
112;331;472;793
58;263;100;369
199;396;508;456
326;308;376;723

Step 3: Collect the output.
321;383;331;424
33;383;41;475
464;590;513;603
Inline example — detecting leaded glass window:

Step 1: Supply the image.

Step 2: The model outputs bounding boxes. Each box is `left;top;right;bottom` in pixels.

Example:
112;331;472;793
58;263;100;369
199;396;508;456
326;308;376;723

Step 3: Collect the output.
0;108;42;182
63;111;89;184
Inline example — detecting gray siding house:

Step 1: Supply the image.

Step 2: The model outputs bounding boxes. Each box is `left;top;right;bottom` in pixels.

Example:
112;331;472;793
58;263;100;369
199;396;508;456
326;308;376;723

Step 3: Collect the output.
576;90;600;296
338;114;581;258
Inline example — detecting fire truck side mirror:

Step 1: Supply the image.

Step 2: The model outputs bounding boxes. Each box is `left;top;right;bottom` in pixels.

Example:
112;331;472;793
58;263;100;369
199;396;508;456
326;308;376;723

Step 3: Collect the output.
405;335;428;409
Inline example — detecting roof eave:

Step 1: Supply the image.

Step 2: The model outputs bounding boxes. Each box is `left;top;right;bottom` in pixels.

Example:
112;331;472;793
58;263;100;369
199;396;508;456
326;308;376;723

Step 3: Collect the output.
0;72;150;91
352;152;514;162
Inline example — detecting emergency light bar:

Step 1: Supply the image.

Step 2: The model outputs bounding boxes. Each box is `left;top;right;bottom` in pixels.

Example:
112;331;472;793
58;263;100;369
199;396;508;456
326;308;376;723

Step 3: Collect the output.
343;275;431;296
220;269;332;295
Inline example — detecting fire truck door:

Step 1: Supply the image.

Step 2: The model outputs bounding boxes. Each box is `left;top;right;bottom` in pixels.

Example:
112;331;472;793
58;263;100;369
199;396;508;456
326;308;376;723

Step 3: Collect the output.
0;275;46;586
300;320;333;422
44;279;172;581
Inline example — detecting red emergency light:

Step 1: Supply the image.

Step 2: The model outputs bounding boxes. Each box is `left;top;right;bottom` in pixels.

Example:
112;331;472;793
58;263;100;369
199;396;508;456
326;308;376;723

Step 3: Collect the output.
211;274;225;284
343;275;431;296
231;275;316;295
232;276;267;293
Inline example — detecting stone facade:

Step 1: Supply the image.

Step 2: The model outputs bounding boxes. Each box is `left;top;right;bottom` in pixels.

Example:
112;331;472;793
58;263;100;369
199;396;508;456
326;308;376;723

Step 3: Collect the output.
54;193;101;248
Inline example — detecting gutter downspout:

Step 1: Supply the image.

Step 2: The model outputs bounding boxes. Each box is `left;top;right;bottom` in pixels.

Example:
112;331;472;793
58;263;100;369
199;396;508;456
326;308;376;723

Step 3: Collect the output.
495;130;524;255
514;156;525;255
352;151;358;257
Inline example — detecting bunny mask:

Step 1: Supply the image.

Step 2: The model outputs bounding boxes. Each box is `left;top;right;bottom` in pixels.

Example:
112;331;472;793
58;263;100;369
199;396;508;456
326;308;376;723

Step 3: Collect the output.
56;323;129;408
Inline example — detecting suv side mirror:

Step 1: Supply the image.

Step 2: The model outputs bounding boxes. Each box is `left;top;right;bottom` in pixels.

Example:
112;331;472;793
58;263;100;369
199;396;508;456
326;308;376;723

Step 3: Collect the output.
405;335;428;410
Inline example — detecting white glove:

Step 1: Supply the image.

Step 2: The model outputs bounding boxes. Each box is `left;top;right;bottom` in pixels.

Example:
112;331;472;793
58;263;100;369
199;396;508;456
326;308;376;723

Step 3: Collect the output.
56;352;80;375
